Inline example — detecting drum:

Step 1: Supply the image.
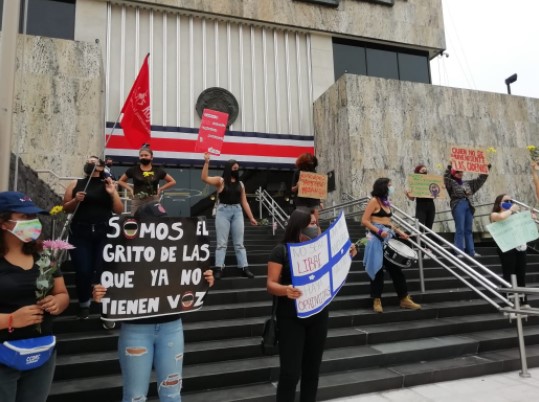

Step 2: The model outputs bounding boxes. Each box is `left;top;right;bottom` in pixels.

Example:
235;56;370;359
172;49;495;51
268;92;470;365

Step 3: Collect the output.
383;239;418;268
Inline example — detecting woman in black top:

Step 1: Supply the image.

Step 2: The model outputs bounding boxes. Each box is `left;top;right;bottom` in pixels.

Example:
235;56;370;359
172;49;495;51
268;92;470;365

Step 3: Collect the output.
117;144;176;214
291;153;323;220
362;178;421;313
406;164;436;252
267;208;356;402
0;191;69;402
63;156;124;319
201;153;257;279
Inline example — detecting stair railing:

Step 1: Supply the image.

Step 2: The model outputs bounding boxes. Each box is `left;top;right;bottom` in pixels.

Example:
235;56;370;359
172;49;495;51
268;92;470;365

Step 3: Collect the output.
318;197;370;224
255;187;289;232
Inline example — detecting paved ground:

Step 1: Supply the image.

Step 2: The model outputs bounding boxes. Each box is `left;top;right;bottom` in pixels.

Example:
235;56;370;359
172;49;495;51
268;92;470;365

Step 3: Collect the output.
327;367;539;402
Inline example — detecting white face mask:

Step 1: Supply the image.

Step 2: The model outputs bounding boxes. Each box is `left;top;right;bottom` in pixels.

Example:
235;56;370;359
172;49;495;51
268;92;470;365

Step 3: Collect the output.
8;219;42;243
388;186;395;196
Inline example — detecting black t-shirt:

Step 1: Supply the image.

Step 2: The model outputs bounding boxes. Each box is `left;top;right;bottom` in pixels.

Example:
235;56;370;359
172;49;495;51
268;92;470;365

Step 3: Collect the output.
124;165;167;196
268;244;297;318
0;255;63;342
219;181;242;205
72;177;114;224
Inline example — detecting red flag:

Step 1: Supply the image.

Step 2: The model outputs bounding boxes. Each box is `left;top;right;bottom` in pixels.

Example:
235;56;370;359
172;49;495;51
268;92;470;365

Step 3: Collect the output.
120;54;151;147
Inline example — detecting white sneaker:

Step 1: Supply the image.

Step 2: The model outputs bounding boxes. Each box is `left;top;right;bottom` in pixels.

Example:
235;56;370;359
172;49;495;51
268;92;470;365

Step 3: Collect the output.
473;252;482;258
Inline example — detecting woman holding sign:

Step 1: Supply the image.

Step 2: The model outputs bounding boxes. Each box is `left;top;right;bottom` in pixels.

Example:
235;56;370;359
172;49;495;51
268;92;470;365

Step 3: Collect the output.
490;194;530;307
291;153;323;219
267;209;357;402
444;164;489;257
362;178;421;313
201;153;257;279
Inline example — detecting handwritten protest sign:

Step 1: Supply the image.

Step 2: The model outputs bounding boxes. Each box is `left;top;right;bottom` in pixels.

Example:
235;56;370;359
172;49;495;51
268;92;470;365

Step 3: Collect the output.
298;171;328;200
99;216;211;321
486;211;539;253
450;146;489;174
288;212;352;318
407;174;446;199
195;108;228;155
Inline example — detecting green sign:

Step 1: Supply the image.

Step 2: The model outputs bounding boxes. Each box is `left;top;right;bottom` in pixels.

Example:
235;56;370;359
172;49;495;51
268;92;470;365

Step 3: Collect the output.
486;211;539;253
407;174;445;199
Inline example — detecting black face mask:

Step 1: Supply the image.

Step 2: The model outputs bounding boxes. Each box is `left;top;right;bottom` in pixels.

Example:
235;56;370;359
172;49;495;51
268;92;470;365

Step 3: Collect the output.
139;158;152;166
301;226;319;240
84;163;96;175
105;162;113;167
230;170;240;180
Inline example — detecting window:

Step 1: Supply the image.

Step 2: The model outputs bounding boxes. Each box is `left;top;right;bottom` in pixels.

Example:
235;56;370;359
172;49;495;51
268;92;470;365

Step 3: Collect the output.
366;48;398;80
0;0;76;40
333;38;431;84
333;42;366;79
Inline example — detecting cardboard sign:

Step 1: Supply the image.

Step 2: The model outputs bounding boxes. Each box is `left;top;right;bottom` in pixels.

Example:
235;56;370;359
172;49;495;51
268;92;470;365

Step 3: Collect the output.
195;108;229;155
287;212;352;318
407;174;446;199
297;171;328;200
450;146;489;174
486;211;539;253
99;216;211;321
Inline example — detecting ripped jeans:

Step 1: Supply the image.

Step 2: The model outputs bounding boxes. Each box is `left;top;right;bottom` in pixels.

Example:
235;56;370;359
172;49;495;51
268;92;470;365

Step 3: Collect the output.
118;318;184;402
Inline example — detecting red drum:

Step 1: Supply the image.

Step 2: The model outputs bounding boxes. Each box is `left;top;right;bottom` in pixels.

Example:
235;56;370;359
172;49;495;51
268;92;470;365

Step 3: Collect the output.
383;239;418;268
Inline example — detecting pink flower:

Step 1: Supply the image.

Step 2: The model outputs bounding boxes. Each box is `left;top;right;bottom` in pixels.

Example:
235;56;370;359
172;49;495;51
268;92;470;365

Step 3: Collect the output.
42;239;75;250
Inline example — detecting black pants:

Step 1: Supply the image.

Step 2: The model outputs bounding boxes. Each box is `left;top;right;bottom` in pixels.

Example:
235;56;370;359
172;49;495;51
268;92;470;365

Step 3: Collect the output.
416;200;436;244
498;247;527;303
276;308;329;402
370;261;408;299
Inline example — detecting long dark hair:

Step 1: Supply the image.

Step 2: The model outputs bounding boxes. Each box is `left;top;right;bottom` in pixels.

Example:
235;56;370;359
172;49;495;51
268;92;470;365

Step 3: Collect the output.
283;209;311;244
371;178;391;198
491;194;506;214
222;159;239;186
0;212;40;256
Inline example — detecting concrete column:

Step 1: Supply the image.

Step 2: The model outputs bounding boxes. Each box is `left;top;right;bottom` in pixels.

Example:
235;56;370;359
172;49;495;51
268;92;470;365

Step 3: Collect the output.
0;0;21;191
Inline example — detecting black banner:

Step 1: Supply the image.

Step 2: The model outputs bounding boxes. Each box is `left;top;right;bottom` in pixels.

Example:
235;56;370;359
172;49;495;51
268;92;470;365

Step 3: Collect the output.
99;216;211;321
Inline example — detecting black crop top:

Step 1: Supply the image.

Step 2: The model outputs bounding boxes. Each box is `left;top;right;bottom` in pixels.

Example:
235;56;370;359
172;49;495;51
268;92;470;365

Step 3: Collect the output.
219;181;243;205
372;206;392;218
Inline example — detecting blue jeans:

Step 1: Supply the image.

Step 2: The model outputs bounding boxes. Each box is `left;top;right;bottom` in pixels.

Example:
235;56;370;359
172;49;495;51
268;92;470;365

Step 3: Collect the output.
452;199;475;256
68;222;109;306
0;350;56;402
119;319;184;402
215;204;248;268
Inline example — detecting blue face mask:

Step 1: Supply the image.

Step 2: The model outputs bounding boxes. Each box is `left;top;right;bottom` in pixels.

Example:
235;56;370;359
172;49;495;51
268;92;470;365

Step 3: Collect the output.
501;201;513;210
388;186;395;196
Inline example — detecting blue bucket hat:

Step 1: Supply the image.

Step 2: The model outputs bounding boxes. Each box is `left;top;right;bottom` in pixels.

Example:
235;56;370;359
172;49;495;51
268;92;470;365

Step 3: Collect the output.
0;192;49;215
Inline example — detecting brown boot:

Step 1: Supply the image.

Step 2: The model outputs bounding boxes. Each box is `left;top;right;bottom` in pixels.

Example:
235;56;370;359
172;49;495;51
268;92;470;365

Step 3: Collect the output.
400;295;421;310
373;298;383;313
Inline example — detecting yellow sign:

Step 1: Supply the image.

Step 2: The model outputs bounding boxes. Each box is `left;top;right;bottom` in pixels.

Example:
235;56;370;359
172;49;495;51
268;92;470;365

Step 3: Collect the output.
298;171;328;200
407;174;446;199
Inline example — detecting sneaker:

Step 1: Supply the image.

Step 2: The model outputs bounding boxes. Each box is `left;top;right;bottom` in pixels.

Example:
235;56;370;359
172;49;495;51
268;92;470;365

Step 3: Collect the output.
102;321;116;330
373;298;383;313
522;304;532;309
78;307;90;320
400;295;421;310
214;269;223;280
473;252;482;258
242;267;255;279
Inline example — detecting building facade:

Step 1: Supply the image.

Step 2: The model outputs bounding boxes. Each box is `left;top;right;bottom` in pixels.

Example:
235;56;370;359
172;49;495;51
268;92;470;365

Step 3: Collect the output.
4;0;539;224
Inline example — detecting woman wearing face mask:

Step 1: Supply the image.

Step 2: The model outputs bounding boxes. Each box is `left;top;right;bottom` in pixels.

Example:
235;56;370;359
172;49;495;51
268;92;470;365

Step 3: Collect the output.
0;192;69;402
291;153;323;221
362;178;421;313
490;195;530;308
405;164;436;254
444;163;490;258
201;152;257;279
117;144;177;214
267;208;357;402
63;156;124;320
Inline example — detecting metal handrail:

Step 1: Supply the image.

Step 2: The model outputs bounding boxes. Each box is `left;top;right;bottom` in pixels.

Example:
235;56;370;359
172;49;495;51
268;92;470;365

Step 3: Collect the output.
255;187;289;232
318;197;370;223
